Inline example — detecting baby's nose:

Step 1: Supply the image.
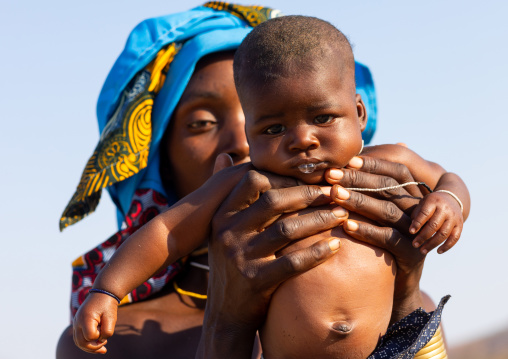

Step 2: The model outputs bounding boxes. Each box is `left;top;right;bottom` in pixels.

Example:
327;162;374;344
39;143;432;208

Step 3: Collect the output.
288;126;319;152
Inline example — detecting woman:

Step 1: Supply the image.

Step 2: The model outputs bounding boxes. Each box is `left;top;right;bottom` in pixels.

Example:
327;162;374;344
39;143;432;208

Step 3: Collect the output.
57;3;444;358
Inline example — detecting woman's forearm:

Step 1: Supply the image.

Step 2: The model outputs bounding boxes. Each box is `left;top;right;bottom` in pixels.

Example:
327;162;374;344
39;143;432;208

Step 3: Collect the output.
390;285;423;325
196;308;257;359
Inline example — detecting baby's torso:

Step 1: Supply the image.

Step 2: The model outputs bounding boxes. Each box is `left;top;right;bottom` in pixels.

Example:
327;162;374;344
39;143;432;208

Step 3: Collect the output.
261;213;396;359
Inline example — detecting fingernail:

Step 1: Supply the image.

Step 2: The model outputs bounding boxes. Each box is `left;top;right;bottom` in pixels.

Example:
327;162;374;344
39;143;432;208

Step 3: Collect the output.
413;241;420;248
437;249;443;254
335;186;350;200
348;157;363;169
409;227;416;234
421;249;428;255
345;220;358;231
328;169;344;180
329;238;341;251
332;206;347;218
320;186;331;196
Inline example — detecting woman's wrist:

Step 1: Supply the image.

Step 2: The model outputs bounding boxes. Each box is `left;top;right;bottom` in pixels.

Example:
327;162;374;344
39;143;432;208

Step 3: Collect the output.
391;286;423;325
197;308;257;359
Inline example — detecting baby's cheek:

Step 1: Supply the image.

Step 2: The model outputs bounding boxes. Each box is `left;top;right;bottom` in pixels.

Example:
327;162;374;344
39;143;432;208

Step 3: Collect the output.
249;140;290;173
250;152;282;175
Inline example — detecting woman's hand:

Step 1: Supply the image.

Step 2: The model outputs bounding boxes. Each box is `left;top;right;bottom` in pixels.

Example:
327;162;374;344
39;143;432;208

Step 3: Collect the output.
326;156;428;322
197;168;348;358
326;156;424;232
197;155;430;358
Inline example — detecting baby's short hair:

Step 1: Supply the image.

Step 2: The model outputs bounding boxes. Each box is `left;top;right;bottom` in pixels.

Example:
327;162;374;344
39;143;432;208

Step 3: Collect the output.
234;15;354;93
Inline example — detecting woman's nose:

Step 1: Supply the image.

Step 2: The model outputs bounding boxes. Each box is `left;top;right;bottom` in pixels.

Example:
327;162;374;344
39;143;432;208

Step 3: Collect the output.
220;113;250;163
288;126;319;152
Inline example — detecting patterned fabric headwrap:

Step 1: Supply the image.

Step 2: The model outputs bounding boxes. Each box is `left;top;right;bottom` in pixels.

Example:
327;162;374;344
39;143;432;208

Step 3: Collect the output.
60;2;378;231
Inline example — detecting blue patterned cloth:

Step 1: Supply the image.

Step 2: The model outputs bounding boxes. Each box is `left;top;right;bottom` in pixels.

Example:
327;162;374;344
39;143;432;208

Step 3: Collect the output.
368;295;450;359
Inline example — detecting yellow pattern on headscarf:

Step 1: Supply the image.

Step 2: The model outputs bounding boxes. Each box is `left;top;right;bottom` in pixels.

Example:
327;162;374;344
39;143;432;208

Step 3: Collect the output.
203;1;282;26
60;44;178;231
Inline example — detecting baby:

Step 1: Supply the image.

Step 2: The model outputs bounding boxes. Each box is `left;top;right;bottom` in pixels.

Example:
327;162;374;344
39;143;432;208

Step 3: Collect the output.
74;16;468;358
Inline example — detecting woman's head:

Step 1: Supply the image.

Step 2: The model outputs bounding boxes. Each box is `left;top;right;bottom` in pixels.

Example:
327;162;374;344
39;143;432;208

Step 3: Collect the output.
160;51;250;198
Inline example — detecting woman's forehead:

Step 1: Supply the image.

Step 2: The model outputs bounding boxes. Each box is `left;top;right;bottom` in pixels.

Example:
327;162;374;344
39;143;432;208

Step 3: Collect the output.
180;53;236;103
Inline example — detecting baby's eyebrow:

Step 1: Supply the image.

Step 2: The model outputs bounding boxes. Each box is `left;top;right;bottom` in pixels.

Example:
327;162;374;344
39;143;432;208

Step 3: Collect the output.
255;112;285;123
306;102;337;112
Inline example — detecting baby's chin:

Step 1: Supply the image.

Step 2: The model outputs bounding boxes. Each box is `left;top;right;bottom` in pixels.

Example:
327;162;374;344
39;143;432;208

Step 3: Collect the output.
253;162;334;185
292;170;327;185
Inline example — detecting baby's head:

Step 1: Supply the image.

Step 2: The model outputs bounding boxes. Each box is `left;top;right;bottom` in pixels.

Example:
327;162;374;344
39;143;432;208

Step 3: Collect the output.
234;15;367;184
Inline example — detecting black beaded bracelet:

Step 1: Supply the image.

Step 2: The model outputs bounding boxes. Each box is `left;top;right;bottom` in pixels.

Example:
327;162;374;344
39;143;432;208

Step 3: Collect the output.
88;288;121;304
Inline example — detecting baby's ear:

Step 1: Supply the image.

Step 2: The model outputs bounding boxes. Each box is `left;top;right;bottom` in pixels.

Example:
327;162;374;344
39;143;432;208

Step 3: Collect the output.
355;94;368;132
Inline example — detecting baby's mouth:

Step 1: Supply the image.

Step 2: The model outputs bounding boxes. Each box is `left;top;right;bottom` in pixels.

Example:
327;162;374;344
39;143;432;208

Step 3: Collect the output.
297;162;327;174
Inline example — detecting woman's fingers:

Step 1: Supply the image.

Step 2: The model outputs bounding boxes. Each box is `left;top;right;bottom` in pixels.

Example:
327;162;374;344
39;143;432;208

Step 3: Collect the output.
343;220;403;253
331;185;413;235
213;153;235;174
258;237;341;287
347;156;424;198
216;170;296;216
219;171;331;231
249;205;348;255
343;219;424;268
207;169;345;331
327;168;421;214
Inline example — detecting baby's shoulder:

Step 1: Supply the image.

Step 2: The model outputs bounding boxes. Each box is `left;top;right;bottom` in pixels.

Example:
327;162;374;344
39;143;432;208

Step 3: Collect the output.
362;143;418;163
361;144;445;183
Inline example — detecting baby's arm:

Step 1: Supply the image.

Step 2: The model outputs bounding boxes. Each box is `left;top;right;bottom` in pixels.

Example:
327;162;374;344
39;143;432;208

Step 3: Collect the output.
72;162;251;354
362;144;470;254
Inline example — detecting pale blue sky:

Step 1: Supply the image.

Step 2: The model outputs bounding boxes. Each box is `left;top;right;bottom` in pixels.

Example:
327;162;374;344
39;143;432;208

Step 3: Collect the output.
1;1;507;358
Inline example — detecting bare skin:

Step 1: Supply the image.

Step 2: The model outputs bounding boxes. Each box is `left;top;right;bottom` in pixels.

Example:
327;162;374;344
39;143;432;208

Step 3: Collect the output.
196;159;431;359
59;53;463;358
262;214;396;359
72;53;467;357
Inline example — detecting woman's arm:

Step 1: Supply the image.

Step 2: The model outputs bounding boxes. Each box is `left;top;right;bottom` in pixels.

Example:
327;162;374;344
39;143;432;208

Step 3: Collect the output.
327;156;430;321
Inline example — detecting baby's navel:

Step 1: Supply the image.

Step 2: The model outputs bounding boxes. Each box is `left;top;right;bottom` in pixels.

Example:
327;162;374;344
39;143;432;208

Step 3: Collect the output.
331;321;353;334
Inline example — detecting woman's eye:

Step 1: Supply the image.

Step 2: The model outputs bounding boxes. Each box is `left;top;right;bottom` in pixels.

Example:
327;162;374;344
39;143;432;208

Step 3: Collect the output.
264;124;286;135
314;115;335;124
187;120;217;130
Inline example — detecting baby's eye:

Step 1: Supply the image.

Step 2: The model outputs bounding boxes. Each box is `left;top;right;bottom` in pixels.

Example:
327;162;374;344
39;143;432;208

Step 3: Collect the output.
264;124;286;135
314;115;335;125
